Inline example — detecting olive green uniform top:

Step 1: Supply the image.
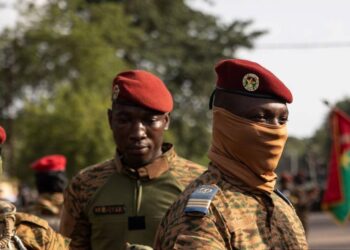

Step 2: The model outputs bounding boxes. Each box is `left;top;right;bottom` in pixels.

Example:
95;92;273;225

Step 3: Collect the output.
61;143;205;250
154;164;308;250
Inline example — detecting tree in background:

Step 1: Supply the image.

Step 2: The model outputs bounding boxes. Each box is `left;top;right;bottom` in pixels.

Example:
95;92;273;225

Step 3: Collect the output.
0;0;142;178
112;0;265;162
0;0;264;180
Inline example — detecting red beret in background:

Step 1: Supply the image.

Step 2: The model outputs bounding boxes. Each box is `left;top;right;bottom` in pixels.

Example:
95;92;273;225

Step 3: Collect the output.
112;70;173;113
280;172;294;183
0;126;6;145
214;59;293;103
31;155;66;172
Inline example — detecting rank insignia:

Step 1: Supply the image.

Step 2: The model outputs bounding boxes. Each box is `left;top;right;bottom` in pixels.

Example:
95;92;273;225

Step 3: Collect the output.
242;73;259;92
185;185;219;215
112;84;120;101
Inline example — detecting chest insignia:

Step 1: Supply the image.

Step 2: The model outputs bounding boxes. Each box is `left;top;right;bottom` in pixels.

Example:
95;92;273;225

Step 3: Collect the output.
93;204;125;215
185;185;219;215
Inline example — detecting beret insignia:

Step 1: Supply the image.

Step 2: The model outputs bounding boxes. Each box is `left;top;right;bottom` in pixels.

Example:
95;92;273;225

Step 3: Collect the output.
112;84;120;101
242;73;259;92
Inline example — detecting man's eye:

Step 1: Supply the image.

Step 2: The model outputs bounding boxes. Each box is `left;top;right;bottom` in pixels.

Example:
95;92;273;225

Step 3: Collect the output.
142;115;165;128
145;117;160;124
251;114;266;122
279;117;289;125
115;116;129;123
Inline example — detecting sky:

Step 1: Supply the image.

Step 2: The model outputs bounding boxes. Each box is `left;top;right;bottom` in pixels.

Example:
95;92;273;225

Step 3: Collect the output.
189;0;350;138
1;0;350;138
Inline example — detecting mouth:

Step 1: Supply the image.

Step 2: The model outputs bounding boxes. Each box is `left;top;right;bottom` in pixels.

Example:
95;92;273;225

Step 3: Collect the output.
127;144;149;155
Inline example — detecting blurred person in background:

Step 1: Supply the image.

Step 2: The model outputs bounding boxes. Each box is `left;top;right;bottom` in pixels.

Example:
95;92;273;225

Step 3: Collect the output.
0;177;19;205
59;70;205;250
278;172;296;203
0;126;70;249
25;154;68;231
293;170;319;235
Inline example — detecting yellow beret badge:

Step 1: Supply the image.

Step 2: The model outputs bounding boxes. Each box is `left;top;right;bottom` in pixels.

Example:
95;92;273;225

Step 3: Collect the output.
242;73;259;92
112;84;120;101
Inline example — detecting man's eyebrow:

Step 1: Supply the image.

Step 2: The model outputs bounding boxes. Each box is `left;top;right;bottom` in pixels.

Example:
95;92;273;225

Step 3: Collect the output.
143;110;165;116
114;110;130;116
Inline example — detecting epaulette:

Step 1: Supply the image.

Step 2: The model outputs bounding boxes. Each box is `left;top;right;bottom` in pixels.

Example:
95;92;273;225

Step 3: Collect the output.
274;189;293;207
184;185;219;215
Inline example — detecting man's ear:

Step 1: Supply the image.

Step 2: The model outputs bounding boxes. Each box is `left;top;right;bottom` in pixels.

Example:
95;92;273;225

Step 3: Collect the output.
164;113;170;130
107;108;113;129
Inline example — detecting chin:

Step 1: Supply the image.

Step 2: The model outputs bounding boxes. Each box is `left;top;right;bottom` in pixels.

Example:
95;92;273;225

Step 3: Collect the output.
126;156;152;168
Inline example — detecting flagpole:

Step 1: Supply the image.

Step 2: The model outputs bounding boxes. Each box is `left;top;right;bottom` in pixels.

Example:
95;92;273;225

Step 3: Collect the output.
322;99;334;109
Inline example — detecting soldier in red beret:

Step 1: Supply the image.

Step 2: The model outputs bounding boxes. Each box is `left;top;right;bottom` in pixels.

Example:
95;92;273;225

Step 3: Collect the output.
154;59;308;249
24;155;68;232
0;126;70;249
60;70;205;249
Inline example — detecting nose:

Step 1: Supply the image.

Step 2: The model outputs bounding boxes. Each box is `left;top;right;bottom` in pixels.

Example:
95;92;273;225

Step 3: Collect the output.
269;118;280;126
129;121;147;140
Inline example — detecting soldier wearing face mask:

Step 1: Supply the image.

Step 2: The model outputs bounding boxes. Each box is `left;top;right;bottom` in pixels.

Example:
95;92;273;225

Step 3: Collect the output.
0;126;70;250
154;59;308;249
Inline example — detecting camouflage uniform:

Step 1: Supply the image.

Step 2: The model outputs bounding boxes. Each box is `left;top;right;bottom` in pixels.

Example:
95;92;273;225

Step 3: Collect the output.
61;143;205;249
0;126;70;250
154;164;308;250
0;200;70;250
24;193;63;232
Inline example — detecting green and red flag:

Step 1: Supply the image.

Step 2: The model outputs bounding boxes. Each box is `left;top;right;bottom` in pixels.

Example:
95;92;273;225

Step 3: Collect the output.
322;108;350;223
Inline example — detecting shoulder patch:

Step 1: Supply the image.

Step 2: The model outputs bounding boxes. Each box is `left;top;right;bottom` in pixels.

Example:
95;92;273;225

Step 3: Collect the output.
274;189;293;207
185;185;219;215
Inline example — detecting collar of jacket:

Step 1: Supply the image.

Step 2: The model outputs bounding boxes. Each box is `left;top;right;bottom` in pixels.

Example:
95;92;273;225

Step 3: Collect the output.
114;143;176;180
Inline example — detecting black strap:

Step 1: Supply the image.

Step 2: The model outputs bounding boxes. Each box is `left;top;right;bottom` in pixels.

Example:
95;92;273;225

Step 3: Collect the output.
208;89;216;110
274;189;293;207
209;87;284;110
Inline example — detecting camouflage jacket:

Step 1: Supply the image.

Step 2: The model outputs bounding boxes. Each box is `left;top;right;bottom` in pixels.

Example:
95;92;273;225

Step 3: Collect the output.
60;143;205;249
154;164;308;250
0;199;69;250
24;193;63;232
15;212;70;250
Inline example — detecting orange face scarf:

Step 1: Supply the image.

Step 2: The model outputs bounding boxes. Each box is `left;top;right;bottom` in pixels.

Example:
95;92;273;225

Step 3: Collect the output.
208;107;288;193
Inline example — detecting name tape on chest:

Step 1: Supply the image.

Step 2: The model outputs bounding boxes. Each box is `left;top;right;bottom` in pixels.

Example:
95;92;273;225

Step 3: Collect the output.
93;204;125;215
185;185;219;215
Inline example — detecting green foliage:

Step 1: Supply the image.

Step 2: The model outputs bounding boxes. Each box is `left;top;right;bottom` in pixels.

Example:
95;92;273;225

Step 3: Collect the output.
1;0;140;178
0;0;140;119
15;84;114;178
114;0;266;160
1;0;265;181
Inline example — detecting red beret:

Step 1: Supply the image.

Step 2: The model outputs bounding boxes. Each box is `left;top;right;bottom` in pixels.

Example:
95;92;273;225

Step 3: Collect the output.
214;59;293;103
112;70;173;113
31;155;66;172
0;126;6;145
